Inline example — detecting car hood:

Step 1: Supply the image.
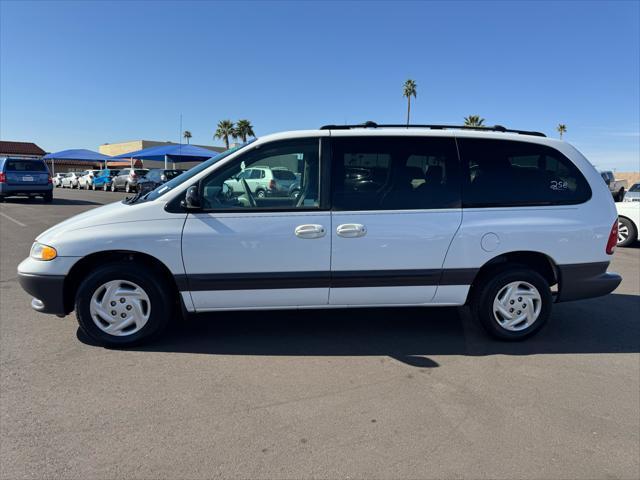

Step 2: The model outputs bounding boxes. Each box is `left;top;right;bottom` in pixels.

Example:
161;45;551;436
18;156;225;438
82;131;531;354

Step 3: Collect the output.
36;200;164;245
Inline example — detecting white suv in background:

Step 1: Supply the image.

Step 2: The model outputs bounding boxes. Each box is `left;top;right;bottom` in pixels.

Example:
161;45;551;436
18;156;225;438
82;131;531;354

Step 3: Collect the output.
224;166;300;198
18;123;621;347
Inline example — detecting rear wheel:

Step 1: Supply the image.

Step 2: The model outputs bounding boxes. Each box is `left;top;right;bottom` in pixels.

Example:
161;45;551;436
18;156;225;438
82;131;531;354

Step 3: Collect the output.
92;182;96;191
43;192;53;203
75;262;173;347
103;183;108;191
255;189;266;198
125;182;131;193
471;267;551;340
617;216;637;247
110;182;116;192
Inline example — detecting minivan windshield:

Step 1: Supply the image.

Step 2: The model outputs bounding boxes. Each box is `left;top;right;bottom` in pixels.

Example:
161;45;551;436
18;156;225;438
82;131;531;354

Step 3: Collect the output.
143;141;255;202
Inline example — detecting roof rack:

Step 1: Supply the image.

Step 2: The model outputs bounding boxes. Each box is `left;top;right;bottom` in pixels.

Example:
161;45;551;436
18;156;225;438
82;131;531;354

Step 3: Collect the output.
319;121;546;137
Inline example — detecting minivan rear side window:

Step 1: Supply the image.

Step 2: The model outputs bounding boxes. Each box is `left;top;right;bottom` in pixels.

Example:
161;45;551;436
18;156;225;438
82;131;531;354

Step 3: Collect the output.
458;138;591;207
331;136;461;210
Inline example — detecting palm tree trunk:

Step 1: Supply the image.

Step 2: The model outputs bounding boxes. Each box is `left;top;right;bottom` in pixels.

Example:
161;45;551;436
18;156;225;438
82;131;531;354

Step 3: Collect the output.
224;136;229;149
407;97;411;126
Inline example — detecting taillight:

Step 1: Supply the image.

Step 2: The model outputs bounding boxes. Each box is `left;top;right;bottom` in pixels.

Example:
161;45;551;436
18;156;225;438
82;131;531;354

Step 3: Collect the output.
269;179;276;190
47;175;52;184
606;219;618;255
0;172;5;183
131;172;137;178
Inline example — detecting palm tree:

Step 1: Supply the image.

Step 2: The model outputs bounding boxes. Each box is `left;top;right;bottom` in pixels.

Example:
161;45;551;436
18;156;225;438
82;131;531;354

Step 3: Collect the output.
557;123;567;139
464;115;485;127
183;130;192;144
402;79;417;126
215;120;235;149
234;119;255;143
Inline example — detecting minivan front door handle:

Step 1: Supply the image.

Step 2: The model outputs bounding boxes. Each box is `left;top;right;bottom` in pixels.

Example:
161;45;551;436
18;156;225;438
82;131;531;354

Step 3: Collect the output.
336;223;367;238
294;224;326;239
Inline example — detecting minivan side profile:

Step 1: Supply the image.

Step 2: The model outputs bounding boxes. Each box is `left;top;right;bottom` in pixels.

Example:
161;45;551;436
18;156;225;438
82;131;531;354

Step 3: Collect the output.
17;124;621;347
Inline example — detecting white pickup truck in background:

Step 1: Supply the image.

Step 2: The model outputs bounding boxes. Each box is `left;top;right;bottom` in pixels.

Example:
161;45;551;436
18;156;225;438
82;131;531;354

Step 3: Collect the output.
600;170;628;202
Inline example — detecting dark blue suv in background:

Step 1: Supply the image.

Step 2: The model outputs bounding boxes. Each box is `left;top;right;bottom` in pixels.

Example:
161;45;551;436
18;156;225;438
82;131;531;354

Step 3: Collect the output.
0;157;53;202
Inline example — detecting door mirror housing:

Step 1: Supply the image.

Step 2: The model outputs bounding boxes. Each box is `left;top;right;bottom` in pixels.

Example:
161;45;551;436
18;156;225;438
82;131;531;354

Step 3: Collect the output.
181;185;202;210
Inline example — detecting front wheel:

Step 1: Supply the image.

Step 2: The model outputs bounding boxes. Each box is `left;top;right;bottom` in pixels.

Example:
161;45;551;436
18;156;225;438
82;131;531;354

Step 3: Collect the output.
617;216;637;247
103;183;109;191
75;262;173;347
255;189;266;199
125;182;132;193
471;268;551;340
92;183;96;191
110;182;116;192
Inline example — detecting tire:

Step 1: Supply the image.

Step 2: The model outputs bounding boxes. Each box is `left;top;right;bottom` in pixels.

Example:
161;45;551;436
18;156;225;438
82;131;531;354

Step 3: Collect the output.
75;262;173;348
471;267;552;341
111;182;116;192
290;189;301;199
92;183;96;191
43;192;53;203
256;189;266;198
617;216;637;247
103;183;109;191
125;182;131;193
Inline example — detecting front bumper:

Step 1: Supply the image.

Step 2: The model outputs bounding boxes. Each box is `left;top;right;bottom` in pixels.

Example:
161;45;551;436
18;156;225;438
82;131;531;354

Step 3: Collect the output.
557;262;622;302
17;272;67;315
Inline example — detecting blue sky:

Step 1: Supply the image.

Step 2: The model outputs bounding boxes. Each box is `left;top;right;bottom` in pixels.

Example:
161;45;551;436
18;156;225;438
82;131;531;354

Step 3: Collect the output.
1;0;639;170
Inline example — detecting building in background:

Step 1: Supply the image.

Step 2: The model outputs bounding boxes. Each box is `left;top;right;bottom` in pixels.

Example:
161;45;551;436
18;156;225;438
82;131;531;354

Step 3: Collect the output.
100;140;223;157
0;141;46;159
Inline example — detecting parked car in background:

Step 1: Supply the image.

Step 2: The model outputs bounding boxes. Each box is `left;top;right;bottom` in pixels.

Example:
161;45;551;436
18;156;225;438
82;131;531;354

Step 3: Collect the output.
78;170;101;190
137;169;184;193
224;166;300;198
111;168;149;193
622;182;640;202
92;169;120;191
60;172;83;189
17;125;622;347
599;170;628;202
0;156;52;202
52;173;65;187
616;202;639;247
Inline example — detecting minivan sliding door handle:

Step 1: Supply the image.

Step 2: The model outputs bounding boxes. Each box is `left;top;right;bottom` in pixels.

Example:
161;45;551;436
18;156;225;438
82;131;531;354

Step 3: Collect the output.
336;223;367;238
295;224;326;239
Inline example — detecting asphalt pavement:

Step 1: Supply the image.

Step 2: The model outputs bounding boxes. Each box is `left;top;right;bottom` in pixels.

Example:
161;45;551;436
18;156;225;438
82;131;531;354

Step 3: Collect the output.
1;188;639;479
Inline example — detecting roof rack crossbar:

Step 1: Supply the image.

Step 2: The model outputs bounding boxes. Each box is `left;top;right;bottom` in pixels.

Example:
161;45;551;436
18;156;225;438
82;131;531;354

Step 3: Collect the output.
319;122;546;137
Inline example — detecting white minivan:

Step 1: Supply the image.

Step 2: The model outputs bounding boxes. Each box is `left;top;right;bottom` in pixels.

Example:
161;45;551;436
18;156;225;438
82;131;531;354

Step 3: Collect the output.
18;124;622;347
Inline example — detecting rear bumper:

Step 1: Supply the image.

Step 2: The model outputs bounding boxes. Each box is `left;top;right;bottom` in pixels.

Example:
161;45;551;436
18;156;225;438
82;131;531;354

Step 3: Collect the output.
557;262;622;302
17;272;67;316
0;184;52;195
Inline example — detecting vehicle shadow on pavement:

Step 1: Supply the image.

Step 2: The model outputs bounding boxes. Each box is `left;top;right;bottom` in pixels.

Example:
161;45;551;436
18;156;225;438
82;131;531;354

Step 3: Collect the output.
1;197;103;206
77;293;640;367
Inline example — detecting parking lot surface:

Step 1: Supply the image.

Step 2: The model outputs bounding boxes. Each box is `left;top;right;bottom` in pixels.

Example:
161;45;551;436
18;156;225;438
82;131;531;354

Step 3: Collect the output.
1;188;639;479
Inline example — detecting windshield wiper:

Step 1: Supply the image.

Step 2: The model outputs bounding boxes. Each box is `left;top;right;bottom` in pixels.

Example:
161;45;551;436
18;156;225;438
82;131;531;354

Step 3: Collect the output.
123;190;148;205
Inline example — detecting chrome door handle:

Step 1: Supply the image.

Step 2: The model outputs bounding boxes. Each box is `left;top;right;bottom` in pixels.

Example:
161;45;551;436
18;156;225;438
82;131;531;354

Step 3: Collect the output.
336;223;367;238
295;224;326;239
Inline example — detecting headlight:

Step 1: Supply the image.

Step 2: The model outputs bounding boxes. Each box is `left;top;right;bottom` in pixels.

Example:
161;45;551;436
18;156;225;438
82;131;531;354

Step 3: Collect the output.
30;242;57;261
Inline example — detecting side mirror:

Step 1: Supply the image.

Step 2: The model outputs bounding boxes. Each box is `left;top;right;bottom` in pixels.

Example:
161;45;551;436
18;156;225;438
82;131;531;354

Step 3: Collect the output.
181;185;201;210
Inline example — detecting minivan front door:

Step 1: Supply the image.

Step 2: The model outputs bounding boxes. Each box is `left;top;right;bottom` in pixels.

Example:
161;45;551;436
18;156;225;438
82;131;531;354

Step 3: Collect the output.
181;137;331;310
328;135;463;305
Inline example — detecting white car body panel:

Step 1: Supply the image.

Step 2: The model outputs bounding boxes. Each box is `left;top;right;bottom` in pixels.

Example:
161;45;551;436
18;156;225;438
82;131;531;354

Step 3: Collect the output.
17;128;621;319
617;202;640;229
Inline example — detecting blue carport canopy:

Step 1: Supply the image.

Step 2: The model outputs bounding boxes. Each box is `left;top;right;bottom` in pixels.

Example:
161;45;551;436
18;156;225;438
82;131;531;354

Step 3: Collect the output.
113;144;219;163
43;148;112;162
42;149;113;174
